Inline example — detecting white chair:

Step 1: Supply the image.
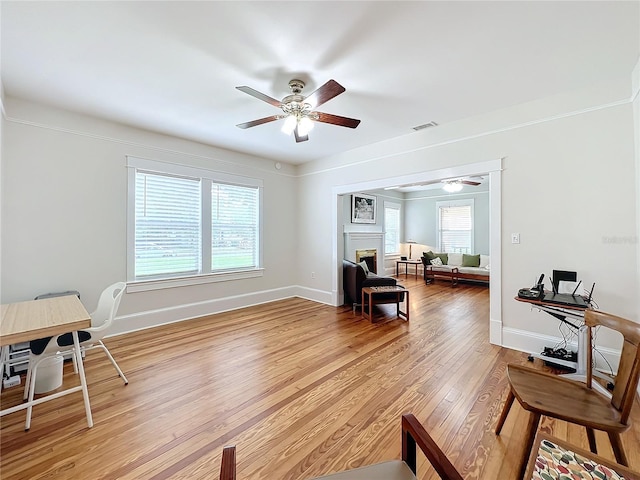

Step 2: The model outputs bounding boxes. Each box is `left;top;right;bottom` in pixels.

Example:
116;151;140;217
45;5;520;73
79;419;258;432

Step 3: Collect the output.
23;282;128;410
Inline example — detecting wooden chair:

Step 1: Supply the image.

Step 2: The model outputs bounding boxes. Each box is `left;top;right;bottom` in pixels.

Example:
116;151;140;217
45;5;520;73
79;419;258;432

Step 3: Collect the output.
495;309;640;480
525;432;640;480
218;413;464;480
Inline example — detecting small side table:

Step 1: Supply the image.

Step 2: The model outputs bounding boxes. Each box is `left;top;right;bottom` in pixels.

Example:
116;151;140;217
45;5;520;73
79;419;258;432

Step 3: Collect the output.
361;286;409;322
396;260;422;278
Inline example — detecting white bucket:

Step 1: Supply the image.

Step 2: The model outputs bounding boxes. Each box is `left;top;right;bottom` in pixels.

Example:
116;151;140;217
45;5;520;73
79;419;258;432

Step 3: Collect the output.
34;355;64;394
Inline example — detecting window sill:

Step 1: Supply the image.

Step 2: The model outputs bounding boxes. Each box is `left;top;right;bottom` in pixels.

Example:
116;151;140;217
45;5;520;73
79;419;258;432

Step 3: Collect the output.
126;268;265;293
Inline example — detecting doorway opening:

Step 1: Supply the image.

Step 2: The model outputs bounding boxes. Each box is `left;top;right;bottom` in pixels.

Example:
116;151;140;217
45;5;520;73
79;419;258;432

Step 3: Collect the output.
332;159;503;345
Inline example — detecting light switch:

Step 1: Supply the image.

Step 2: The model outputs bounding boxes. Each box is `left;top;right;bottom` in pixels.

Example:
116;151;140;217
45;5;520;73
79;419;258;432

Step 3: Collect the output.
511;233;520;244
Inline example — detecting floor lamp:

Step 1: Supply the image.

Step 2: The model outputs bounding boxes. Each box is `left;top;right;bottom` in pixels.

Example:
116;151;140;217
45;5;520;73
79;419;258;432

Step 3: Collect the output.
407;241;417;259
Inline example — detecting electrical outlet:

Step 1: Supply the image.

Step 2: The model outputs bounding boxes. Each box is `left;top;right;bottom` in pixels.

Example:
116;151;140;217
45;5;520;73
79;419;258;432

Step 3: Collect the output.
511;233;520;244
311;272;316;279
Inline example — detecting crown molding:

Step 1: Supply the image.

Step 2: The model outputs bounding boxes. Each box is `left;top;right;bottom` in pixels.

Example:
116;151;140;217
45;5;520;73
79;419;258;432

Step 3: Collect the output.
297;96;632;178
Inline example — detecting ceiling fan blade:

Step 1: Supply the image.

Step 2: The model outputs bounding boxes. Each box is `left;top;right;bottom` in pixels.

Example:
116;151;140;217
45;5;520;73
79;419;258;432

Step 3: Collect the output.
314;112;361;129
304;80;345;109
461;180;481;186
236;86;282;107
294;126;309;143
236;115;281;129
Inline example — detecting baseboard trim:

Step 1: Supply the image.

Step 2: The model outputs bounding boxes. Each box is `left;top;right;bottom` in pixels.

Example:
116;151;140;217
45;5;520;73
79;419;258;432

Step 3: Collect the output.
490;318;502;345
294;286;335;306
502;326;621;373
108;285;334;337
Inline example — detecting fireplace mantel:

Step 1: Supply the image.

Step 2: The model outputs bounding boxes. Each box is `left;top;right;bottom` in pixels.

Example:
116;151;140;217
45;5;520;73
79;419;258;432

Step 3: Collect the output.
344;232;385;274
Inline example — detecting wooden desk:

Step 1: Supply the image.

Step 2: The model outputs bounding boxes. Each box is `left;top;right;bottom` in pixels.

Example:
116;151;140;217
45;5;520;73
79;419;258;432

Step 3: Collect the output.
1;295;93;429
361;286;409;322
514;294;610;397
396;260;421;278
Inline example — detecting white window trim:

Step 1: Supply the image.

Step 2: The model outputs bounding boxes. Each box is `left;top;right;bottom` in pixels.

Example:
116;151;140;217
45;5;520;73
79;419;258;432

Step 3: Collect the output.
436;198;474;253
126;156;264;292
384;201;402;256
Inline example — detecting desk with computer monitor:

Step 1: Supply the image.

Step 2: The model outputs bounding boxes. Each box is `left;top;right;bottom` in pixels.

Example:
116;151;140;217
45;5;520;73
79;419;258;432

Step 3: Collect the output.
515;272;609;397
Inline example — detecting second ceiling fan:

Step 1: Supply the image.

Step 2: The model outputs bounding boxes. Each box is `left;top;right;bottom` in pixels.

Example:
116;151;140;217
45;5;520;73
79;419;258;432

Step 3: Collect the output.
236;79;361;143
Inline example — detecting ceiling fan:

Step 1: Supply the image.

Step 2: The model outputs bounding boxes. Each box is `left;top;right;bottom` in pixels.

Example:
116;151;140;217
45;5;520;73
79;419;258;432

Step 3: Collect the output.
235;79;361;143
441;176;483;192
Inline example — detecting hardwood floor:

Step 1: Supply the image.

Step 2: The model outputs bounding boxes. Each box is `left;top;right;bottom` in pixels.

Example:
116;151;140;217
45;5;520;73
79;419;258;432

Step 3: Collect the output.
1;277;639;479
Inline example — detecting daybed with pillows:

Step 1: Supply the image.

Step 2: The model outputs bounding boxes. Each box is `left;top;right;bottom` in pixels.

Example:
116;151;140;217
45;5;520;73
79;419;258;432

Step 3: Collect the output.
421;251;490;285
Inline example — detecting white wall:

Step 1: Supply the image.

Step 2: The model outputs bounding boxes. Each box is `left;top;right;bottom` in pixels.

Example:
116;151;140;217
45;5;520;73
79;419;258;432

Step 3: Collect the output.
634;58;640;320
0;78;4;302
1;98;298;334
2;73;638;358
297;76;638;352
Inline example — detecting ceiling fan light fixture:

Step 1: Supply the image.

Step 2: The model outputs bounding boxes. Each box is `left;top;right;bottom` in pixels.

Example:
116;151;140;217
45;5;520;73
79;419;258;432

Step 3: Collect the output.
236;79;360;143
281;115;297;135
297;116;314;136
442;181;463;193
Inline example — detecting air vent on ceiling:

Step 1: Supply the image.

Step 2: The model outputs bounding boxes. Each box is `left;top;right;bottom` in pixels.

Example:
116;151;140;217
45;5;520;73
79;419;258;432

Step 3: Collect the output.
412;121;438;131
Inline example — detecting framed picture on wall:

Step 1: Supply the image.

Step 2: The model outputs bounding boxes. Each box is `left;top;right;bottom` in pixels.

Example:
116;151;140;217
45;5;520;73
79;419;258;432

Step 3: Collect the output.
351;193;376;224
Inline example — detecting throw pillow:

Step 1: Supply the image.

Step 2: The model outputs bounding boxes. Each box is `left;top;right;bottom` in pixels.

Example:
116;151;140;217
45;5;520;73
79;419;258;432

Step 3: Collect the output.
357;261;369;274
479;254;490;268
434;253;448;265
430;257;443;266
423;251;436;262
448;253;463;266
462;254;481;267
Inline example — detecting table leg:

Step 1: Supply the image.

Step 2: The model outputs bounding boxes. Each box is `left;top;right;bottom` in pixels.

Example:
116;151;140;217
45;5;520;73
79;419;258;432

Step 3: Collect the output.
1;346;9;384
362;290;372;321
398;290;409;321
556;325;611;397
72;331;93;428
576;325;588;376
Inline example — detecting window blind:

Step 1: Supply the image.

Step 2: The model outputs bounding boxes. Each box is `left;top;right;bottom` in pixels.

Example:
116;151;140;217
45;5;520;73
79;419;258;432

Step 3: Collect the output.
385;206;400;254
439;204;473;253
135;171;201;278
211;183;259;270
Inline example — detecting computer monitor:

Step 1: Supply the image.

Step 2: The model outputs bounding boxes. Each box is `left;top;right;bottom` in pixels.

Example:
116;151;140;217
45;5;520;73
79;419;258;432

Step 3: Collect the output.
552;270;577;293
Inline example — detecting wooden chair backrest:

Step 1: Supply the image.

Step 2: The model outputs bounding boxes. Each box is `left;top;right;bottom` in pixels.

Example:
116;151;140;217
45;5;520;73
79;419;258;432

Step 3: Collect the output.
219;414;463;480
585;309;640;424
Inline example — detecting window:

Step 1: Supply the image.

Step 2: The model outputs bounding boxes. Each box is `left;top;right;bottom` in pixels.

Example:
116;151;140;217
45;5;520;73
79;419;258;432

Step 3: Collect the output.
134;171;201;278
211;183;259;271
437;199;474;253
127;157;262;287
384;202;401;254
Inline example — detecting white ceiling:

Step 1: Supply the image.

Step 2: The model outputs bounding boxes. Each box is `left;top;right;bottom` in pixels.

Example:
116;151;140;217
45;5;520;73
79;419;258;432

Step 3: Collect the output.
2;1;639;165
